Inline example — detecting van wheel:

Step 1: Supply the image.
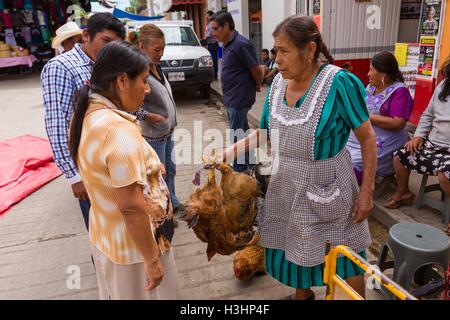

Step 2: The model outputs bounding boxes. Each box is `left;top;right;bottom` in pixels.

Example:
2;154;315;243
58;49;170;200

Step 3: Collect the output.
201;85;211;99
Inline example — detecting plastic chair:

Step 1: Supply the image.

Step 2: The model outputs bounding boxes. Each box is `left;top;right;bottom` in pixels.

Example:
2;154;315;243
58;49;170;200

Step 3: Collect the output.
377;222;450;300
373;175;395;199
415;175;450;224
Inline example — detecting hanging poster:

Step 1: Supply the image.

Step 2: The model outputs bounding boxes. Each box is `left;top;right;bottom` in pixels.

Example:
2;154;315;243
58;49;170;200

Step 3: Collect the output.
394;43;409;66
418;36;436;77
399;44;420;97
420;0;442;36
313;0;321;14
400;0;422;20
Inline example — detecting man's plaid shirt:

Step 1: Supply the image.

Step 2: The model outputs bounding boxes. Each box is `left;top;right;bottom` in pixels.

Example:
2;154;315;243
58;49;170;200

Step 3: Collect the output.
41;43;94;183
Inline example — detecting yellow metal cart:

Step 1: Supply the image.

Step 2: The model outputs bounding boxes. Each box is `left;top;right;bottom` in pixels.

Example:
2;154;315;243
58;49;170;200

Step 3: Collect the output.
323;242;418;300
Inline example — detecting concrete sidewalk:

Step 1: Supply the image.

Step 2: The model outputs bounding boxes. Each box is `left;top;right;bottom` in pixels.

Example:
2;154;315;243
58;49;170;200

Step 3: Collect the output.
210;79;449;235
211;79;267;128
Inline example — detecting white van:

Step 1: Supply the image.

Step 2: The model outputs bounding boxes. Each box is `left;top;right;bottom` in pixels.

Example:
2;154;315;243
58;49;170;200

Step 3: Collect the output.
127;20;214;99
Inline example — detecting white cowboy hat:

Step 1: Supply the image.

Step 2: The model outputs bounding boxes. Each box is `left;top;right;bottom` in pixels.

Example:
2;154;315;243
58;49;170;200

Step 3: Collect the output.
51;21;83;49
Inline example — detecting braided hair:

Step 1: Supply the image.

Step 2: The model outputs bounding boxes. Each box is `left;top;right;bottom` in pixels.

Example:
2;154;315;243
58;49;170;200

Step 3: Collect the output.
273;15;334;64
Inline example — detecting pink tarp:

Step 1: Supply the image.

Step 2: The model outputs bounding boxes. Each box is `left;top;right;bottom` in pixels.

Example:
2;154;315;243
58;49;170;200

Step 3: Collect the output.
0;135;62;217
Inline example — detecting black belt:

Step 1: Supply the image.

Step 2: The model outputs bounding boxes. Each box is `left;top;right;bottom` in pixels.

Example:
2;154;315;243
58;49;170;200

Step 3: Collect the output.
143;129;174;143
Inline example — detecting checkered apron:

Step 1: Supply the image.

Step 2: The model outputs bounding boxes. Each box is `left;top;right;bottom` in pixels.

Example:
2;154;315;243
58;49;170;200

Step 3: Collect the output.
259;65;372;267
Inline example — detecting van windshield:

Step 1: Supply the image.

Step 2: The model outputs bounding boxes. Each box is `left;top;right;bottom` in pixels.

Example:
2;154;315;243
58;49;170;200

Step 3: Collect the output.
160;26;200;46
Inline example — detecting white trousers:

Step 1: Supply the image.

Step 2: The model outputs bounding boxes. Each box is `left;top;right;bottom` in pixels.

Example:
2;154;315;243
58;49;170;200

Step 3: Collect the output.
91;245;180;300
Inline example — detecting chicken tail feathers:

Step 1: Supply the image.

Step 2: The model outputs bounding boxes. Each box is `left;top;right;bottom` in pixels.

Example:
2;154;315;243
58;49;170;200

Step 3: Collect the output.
235;232;260;250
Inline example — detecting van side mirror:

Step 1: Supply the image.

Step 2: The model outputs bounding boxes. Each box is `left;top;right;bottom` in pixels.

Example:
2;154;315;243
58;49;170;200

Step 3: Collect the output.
200;39;208;47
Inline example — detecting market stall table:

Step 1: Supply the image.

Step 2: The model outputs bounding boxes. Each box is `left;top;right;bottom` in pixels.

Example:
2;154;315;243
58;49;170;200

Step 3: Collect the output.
0;55;38;75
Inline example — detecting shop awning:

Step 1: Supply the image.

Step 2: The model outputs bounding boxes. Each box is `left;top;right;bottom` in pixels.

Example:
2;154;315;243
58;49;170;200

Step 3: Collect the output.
112;8;164;21
168;0;206;12
172;0;206;4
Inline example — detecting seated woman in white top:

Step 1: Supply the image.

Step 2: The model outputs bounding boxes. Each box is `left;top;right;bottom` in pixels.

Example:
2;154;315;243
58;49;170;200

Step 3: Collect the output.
386;58;450;236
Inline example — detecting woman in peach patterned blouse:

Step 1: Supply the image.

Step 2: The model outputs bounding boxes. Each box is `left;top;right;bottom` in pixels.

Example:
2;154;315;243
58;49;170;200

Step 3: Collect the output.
69;41;179;300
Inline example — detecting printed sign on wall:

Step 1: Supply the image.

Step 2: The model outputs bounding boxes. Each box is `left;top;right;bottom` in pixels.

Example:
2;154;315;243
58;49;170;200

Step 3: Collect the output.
418;36;436;77
420;0;442;36
400;0;422;20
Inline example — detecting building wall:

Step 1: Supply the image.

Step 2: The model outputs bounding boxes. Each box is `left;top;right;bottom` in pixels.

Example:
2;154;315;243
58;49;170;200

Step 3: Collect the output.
261;0;296;50
181;3;207;39
208;0;222;12
227;0;250;38
321;0;401;84
322;0;402;61
397;19;420;43
438;0;450;75
212;0;297;51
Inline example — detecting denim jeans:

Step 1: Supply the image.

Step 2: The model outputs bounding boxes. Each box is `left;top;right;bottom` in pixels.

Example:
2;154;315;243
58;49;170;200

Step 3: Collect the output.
226;107;255;172
79;199;90;231
148;134;181;209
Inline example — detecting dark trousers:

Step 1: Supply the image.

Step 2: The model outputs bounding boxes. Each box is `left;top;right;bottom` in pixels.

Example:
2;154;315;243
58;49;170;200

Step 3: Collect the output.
227;107;254;172
208;42;219;78
147;135;181;209
79;199;90;231
79;199;94;267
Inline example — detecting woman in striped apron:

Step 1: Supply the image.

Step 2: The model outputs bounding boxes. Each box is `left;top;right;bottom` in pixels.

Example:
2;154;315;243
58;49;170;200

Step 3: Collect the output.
258;16;377;300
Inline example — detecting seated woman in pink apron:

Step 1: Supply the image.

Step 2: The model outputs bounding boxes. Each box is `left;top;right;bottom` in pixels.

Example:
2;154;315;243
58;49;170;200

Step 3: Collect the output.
346;52;414;185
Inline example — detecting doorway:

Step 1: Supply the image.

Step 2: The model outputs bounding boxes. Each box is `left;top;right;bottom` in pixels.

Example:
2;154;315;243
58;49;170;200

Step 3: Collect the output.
249;0;262;59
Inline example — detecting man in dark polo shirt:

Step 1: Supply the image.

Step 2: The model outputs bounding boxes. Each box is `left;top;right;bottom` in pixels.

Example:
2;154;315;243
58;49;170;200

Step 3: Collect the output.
211;11;262;173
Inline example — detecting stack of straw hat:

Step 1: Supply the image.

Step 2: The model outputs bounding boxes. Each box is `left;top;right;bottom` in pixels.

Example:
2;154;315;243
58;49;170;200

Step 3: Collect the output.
0;42;11;58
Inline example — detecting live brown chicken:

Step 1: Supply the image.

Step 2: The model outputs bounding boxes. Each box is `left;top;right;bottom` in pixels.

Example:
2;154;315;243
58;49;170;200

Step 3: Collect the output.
182;153;261;261
233;244;266;282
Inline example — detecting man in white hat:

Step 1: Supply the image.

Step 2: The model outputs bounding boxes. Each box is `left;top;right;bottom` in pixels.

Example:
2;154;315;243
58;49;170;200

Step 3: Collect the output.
52;21;83;55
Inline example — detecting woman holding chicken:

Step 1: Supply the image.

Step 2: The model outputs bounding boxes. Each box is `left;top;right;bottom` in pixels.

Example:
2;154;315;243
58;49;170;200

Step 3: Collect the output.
242;16;377;300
